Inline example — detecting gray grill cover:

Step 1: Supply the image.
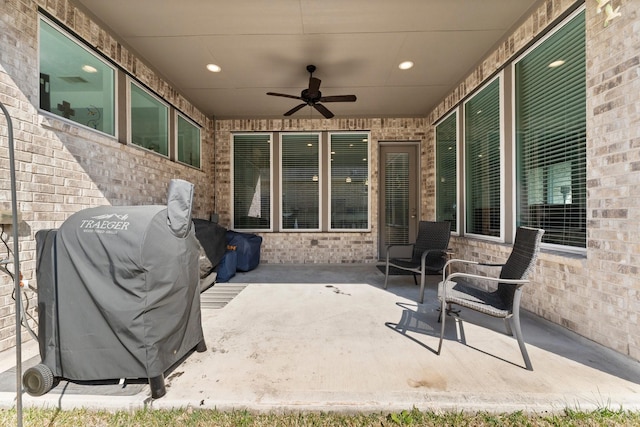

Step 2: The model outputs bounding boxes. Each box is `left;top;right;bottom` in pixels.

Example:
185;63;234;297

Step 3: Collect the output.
36;179;203;381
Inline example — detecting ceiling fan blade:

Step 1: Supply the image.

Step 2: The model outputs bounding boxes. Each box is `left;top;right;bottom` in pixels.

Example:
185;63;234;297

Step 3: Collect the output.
283;103;307;116
319;95;357;103
313;103;334;119
308;77;321;95
267;92;303;100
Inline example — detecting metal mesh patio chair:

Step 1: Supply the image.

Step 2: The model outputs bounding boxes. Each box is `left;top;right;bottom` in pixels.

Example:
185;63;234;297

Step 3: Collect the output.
384;221;451;303
436;226;544;370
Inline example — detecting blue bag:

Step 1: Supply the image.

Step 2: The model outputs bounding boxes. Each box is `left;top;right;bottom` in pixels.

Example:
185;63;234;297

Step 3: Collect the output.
216;249;237;282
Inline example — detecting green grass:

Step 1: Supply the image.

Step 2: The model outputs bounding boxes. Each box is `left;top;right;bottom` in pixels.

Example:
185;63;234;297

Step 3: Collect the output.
0;407;639;427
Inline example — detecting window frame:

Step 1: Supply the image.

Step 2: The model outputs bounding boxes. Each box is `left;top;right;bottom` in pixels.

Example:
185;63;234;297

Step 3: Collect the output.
38;14;118;137
175;112;202;169
511;6;586;254
127;78;170;157
462;73;505;242
434;109;460;235
231;132;274;232
279;132;322;232
328;131;371;232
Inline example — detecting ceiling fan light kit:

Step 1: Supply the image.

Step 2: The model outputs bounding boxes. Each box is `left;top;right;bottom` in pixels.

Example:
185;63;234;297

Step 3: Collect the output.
267;65;357;119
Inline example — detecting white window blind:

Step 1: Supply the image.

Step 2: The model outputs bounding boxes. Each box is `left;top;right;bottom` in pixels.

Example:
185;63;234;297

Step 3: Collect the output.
330;133;369;230
435;111;458;233
281;133;320;230
233;133;272;230
515;10;586;248
465;78;501;238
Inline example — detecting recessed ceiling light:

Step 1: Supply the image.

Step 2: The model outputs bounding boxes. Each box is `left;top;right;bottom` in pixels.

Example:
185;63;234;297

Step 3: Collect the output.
206;63;222;73
398;61;414;70
549;60;565;68
82;65;97;73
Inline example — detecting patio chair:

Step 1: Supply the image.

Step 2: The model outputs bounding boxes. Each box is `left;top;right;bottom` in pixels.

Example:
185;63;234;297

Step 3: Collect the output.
436;226;544;370
384;221;451;303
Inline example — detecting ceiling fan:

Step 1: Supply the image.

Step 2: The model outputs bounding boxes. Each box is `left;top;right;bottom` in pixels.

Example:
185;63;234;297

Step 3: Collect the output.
267;65;357;119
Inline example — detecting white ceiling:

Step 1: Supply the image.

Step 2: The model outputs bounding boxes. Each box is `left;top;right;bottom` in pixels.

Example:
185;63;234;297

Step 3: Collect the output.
72;0;540;120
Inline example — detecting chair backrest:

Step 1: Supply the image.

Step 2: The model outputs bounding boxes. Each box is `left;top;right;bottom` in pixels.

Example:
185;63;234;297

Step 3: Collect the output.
412;221;451;268
497;227;545;307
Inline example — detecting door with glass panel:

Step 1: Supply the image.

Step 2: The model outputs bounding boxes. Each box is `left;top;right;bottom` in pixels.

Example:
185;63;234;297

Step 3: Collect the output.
378;144;419;258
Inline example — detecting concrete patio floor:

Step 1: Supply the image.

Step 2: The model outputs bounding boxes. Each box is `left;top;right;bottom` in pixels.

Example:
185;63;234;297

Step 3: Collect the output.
1;263;640;414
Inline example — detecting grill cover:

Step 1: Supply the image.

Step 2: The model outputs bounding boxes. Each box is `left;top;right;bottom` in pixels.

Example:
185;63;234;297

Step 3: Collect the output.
36;179;204;382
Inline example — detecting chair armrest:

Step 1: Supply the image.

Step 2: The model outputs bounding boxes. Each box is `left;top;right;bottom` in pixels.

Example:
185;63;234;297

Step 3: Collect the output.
445;272;529;285
441;259;504;281
439;272;529;299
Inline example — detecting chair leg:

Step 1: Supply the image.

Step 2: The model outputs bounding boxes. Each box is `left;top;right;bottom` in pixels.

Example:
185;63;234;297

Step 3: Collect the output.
510;312;533;371
418;270;425;303
384;260;390;289
437;298;447;355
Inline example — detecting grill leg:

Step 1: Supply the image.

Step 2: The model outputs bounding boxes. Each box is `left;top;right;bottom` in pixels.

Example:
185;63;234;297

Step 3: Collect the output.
149;374;166;399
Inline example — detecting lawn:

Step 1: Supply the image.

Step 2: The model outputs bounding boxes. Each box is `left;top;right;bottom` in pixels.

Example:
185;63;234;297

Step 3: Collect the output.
1;407;639;426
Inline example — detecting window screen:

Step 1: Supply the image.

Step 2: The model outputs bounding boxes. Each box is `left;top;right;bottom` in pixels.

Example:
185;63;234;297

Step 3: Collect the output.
281;133;320;230
330;133;369;230
233;133;272;230
515;10;586;248
435;111;458;233
465;78;501;238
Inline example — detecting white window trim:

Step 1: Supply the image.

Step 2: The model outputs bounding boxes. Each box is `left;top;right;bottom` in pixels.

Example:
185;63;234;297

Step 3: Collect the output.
230;132;274;232
327;131;371;232
38;14;118;139
279;132;322;232
510;5;587;255
462;72;505;243
175;111;202;169
434;108;460;236
127;78;170;158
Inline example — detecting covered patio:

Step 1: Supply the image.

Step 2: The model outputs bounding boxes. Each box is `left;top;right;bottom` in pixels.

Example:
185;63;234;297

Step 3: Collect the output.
2;264;639;413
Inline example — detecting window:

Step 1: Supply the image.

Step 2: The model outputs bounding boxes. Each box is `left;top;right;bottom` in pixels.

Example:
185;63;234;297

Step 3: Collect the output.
281;133;320;230
329;132;370;230
435;111;458;233
515;9;586;249
464;77;502;238
232;133;272;230
177;114;201;168
39;17;116;136
129;81;169;155
232;131;370;232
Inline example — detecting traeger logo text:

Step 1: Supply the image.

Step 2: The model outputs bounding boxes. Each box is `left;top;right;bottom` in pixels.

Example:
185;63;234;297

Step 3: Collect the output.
80;214;130;234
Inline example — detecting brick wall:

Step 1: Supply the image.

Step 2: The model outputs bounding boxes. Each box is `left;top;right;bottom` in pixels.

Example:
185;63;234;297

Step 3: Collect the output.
428;0;640;360
0;0;215;351
213;118;429;264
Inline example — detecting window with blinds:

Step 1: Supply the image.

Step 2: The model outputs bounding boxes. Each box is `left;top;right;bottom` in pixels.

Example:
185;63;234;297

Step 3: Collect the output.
465;78;501;238
435;111;458;233
281;133;320;230
177;114;201;168
329;132;369;230
232;133;272;230
515;9;586;249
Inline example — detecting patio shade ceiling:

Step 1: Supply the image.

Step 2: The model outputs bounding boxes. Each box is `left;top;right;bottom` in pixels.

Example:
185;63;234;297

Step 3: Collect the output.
72;0;540;119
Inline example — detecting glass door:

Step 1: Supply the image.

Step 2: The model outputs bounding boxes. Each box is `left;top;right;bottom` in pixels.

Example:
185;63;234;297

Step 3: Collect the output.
378;143;419;258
